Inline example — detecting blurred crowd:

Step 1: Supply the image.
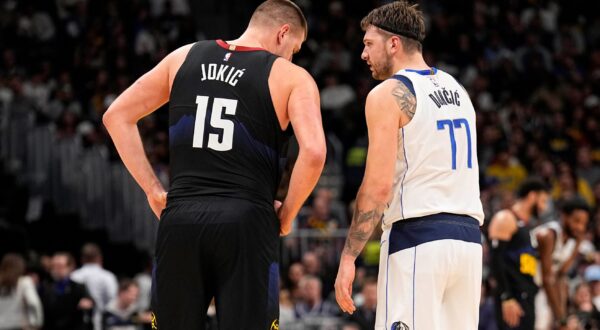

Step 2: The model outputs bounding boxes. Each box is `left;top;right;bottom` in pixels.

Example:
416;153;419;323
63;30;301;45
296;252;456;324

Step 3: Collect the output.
0;0;600;329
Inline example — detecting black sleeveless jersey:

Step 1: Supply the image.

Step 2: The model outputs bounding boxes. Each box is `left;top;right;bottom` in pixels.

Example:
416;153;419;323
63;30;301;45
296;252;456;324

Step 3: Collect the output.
502;211;539;296
167;40;289;205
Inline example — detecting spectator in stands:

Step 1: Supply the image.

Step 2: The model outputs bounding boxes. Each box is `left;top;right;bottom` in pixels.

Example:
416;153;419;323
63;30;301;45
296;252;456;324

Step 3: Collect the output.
39;252;94;330
570;282;600;329
279;289;295;326
297;188;345;230
577;146;600;189
103;279;152;330
133;255;152;312
302;250;335;297
585;265;600;311
341;323;361;330
552;162;595;207
302;252;321;278
0;253;44;329
345;278;376;330
71;243;118;330
287;262;305;302
485;145;528;193
294;276;338;320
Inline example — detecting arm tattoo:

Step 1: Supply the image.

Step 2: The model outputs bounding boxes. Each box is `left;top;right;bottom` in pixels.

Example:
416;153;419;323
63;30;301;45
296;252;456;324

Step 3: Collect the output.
391;80;416;120
342;204;385;258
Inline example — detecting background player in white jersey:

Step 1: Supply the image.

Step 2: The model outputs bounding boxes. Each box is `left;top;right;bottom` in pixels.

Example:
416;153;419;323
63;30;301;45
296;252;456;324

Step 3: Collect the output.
334;2;484;330
534;197;590;330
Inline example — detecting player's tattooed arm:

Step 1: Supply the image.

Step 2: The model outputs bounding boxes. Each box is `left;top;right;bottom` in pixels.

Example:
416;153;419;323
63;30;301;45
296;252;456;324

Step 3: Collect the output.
391;80;416;120
342;203;386;258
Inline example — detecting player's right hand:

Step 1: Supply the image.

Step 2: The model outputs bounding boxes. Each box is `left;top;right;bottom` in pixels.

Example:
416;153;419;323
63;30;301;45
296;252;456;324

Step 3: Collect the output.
147;191;167;220
501;298;523;328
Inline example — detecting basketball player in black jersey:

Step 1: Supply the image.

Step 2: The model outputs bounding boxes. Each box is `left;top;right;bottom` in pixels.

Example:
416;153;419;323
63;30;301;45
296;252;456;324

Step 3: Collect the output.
103;1;326;329
488;178;550;329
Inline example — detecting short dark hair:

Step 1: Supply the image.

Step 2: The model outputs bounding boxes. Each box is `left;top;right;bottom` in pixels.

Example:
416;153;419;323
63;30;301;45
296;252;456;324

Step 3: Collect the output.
559;197;590;215
360;1;425;53
81;243;102;263
54;252;76;267
516;178;549;199
0;253;26;295
118;278;138;293
250;0;308;38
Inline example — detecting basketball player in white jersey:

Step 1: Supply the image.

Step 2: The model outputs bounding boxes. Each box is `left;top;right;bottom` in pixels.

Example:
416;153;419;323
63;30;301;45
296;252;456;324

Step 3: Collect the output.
534;197;590;330
334;2;484;330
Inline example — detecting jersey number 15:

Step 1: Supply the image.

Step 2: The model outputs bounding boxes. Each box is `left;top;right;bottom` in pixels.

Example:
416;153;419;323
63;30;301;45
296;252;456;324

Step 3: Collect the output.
193;96;237;151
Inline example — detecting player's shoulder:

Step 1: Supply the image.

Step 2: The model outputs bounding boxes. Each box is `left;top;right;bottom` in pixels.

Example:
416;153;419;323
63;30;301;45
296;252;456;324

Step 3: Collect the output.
166;42;195;61
366;76;415;109
489;209;519;238
271;58;316;91
272;58;313;81
491;209;518;226
364;79;393;107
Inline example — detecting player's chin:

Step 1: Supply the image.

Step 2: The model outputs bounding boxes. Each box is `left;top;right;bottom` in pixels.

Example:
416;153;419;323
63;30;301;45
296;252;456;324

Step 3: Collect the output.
371;72;385;81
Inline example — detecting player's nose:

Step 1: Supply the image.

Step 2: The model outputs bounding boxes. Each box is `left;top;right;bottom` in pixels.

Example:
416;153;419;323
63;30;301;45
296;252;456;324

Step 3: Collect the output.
361;49;368;61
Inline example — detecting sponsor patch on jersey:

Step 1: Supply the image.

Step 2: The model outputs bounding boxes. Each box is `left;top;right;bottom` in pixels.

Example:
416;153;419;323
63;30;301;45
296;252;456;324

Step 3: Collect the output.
224;52;232;61
391;321;410;330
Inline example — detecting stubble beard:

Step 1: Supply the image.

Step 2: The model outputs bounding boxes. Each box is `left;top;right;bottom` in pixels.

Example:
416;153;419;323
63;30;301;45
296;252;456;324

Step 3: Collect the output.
372;57;394;80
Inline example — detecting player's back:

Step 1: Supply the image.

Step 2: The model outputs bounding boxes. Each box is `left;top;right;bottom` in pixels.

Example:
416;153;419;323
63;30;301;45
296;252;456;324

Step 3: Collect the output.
167;40;288;206
383;68;484;227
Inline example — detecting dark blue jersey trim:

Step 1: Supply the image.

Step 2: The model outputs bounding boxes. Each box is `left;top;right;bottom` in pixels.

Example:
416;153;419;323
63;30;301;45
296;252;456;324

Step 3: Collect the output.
389;213;481;254
405;67;438;75
391;75;416;96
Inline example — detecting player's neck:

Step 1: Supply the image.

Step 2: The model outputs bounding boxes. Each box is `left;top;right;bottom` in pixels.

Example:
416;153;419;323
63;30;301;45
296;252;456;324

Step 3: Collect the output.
227;29;268;50
392;52;430;73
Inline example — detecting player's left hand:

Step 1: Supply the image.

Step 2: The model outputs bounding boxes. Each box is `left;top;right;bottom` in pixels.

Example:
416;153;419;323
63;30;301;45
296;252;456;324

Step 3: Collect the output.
335;256;356;314
147;190;167;220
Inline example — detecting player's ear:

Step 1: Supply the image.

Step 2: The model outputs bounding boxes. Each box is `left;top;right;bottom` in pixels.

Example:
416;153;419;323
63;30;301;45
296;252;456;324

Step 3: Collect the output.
389;35;401;54
277;24;291;45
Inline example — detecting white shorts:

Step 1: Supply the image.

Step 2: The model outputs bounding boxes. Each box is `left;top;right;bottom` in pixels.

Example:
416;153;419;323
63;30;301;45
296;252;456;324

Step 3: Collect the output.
375;214;483;330
534;290;552;330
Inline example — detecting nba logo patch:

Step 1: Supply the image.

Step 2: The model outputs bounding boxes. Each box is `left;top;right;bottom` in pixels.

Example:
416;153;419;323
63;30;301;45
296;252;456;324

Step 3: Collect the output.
223;52;232;62
428;76;439;87
391;321;410;330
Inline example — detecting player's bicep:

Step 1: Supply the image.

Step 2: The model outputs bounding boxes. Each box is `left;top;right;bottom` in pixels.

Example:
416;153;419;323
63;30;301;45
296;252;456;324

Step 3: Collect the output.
361;87;400;198
536;230;556;276
105;62;170;124
288;69;325;156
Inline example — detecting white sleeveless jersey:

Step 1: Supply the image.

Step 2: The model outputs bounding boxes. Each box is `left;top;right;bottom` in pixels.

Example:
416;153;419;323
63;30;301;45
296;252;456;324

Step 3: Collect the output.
533;221;576;285
382;68;484;228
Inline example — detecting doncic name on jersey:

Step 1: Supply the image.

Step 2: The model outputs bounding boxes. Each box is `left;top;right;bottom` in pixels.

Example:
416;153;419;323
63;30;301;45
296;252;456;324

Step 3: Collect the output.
429;88;460;109
200;63;245;87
